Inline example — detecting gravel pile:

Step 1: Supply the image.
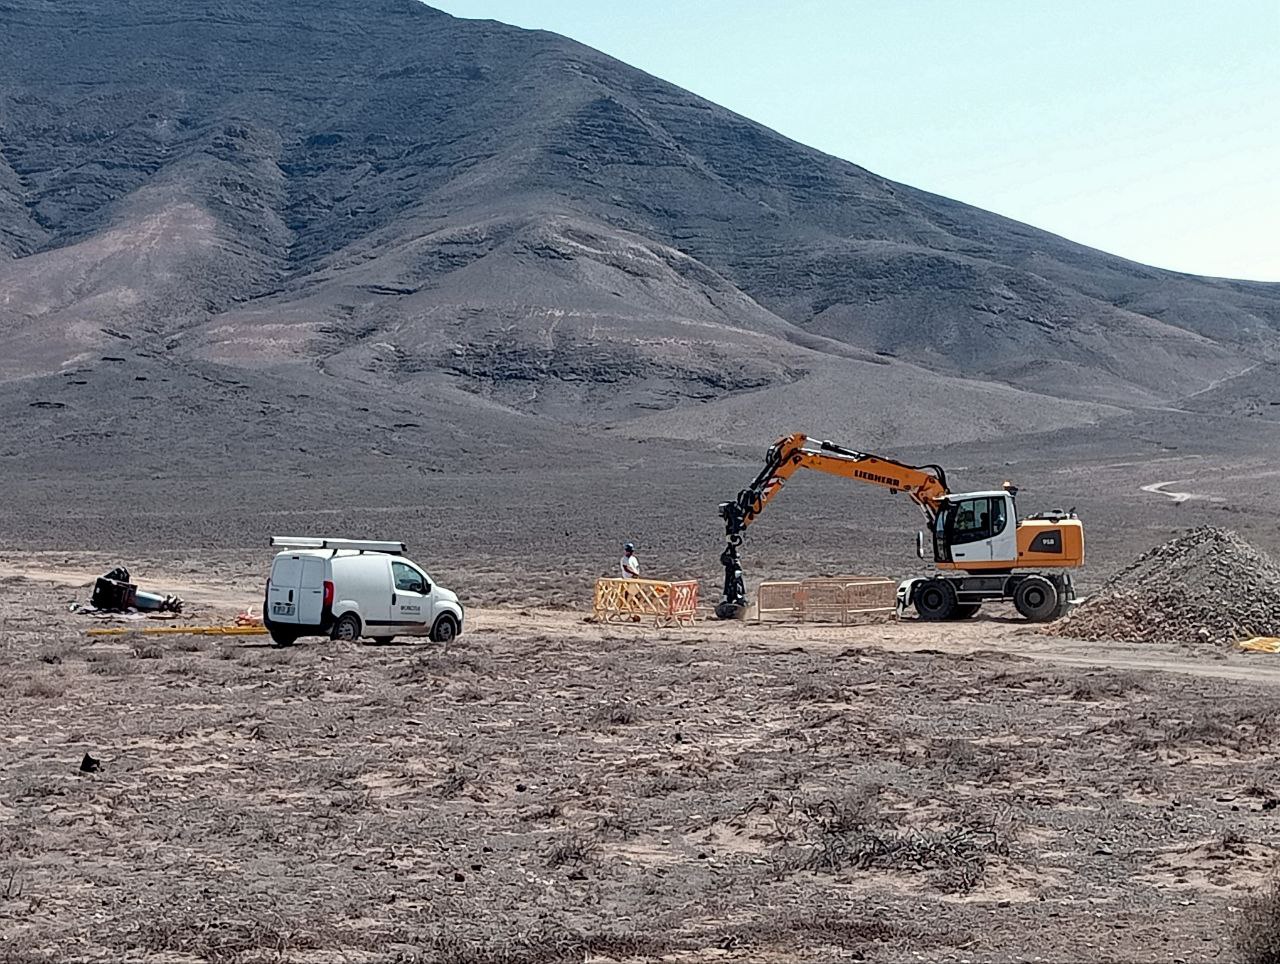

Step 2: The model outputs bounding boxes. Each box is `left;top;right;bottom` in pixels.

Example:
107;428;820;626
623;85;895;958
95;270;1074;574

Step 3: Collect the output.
1057;527;1280;646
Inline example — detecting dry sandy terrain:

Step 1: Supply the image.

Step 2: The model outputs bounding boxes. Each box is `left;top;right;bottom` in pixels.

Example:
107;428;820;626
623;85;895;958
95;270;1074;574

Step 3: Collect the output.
1;558;1278;963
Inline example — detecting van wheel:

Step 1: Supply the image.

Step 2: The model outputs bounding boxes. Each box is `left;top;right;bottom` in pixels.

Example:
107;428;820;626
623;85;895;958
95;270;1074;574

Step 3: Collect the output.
332;613;362;642
431;615;458;644
269;629;296;647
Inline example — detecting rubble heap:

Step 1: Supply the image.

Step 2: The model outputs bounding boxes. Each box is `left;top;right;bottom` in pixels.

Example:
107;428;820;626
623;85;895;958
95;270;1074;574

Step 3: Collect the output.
1057;527;1280;646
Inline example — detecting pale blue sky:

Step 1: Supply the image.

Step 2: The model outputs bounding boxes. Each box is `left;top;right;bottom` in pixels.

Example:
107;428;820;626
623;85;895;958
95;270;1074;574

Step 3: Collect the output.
429;1;1278;282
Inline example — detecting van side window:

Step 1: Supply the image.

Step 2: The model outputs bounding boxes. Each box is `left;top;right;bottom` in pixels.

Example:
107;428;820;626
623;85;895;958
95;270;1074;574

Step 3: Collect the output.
392;562;426;593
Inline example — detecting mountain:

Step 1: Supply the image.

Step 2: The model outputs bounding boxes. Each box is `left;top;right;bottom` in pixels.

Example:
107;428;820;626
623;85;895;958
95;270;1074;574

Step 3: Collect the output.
0;0;1277;476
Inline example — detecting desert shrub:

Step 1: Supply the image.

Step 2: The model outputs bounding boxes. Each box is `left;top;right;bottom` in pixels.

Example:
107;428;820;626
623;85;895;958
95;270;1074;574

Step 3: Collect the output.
21;674;65;699
788;675;845;702
778;821;1010;894
545;832;597;867
718;911;900;952
1069;670;1145;701
399;927;672;964
85;649;128;676
37;639;77;665
448;680;484;703
1235;876;1280;964
591;701;640;726
806;783;882;832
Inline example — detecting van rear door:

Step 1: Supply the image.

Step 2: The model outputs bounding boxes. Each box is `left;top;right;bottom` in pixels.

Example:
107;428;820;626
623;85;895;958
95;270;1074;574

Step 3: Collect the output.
268;554;303;624
297;557;326;625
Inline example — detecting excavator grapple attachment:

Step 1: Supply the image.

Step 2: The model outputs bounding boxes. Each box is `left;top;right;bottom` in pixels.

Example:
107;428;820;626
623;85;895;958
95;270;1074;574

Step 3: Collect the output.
715;542;749;620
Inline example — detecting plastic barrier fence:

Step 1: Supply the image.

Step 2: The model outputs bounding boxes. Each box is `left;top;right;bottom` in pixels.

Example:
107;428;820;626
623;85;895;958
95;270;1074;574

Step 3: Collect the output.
593;578;699;626
756;576;897;624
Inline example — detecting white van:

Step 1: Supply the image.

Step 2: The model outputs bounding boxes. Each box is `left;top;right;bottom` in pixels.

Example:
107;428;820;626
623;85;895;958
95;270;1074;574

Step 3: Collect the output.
262;537;464;647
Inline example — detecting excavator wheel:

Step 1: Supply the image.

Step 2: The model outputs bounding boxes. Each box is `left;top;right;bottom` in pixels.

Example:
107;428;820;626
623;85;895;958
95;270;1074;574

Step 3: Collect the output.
913;580;956;621
950;603;981;620
1013;575;1060;622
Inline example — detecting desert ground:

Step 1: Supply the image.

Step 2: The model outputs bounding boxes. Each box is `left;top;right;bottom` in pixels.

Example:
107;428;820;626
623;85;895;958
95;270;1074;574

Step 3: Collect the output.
2;461;1279;964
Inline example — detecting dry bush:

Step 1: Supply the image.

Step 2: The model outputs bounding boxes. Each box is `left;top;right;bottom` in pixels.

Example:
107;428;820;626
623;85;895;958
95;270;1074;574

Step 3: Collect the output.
594;806;638;839
1069;670;1145;701
0;949;55;964
924;738;1008;782
984;668;1143;701
1130;706;1277;754
806;783;882;833
448;680;485;703
395;652;493;683
1235;876;1280;964
435;771;466;800
788;675;845;702
403;927;672;964
36;639;77;665
84;649;128;676
20;673;65;699
778;821;1010;894
591;701;640;726
717;910;901;952
130;911;397;964
545;831;598;868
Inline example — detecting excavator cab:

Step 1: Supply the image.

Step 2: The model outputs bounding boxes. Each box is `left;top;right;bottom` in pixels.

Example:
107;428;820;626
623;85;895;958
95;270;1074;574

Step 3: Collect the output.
931;491;1019;568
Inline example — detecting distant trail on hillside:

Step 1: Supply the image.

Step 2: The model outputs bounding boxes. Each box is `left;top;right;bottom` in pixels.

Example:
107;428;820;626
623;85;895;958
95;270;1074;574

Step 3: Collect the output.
1139;480;1225;504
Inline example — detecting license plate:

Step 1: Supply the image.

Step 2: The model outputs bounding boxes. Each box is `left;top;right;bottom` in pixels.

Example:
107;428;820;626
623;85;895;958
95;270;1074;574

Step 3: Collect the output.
272;603;295;616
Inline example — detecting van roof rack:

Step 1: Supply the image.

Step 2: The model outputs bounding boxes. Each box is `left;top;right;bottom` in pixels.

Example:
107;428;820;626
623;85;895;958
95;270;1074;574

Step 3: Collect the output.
270;536;407;554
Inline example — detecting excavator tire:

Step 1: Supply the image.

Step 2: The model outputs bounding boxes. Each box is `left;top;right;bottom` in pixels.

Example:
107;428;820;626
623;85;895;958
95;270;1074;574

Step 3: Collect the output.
950;603;981;620
1014;575;1060;622
914;580;956;621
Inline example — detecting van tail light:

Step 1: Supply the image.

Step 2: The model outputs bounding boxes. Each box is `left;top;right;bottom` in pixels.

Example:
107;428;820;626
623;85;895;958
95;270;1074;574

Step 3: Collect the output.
322;580;334;609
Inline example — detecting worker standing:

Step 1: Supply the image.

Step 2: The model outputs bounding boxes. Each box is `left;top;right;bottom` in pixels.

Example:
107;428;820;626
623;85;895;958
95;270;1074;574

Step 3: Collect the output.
619;542;640;579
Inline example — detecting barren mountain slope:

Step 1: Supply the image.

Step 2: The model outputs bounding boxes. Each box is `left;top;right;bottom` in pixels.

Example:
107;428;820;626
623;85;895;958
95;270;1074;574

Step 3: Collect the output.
0;0;1277;469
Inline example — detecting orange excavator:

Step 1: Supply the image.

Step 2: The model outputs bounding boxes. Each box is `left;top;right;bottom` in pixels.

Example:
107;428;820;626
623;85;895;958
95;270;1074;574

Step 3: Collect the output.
716;433;1084;622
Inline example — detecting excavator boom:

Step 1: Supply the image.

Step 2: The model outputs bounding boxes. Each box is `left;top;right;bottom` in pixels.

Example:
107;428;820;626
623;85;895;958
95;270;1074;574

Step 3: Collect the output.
719;433;950;537
717;434;951;618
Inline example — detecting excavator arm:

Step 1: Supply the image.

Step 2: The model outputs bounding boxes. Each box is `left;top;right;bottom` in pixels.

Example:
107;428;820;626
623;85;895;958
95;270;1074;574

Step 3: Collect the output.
716;433;951;618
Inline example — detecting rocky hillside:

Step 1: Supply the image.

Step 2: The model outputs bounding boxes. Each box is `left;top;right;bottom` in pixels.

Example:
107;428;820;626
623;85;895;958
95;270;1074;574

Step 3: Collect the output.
0;0;1277;472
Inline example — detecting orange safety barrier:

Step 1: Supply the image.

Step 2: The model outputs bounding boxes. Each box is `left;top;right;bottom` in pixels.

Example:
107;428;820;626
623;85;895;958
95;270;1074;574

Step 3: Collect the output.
756;576;897;624
593;578;700;626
